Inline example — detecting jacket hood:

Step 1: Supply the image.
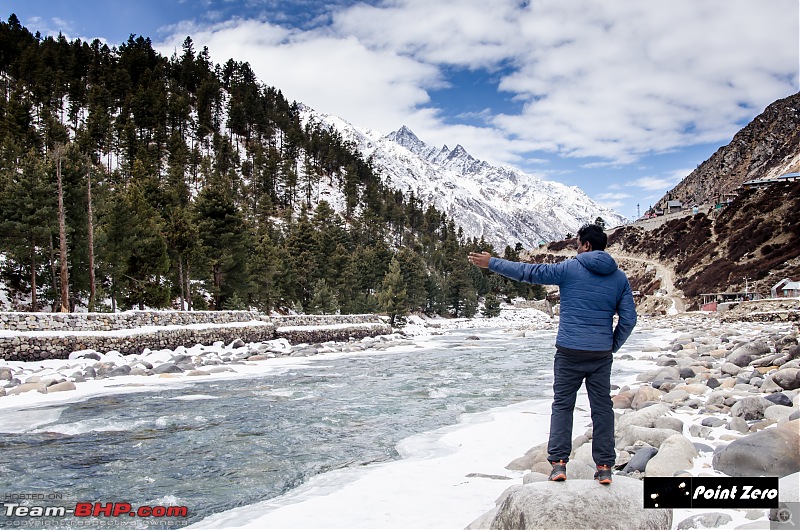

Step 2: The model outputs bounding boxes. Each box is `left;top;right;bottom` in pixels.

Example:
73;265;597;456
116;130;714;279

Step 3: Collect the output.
576;251;618;276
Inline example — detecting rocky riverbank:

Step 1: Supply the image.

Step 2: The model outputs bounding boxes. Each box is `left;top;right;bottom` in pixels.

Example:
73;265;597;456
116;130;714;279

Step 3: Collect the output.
470;314;800;530
0;326;404;399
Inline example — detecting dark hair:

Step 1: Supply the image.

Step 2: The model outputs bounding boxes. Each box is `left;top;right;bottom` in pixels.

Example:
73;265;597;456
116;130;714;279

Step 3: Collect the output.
577;223;607;251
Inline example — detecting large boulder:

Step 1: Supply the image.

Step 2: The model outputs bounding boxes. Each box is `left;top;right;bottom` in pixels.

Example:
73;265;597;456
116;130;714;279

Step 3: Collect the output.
712;427;800;477
631;386;664;410
617;425;679;450
772;368;800;390
727;341;771;367
729;396;774;421
645;434;698;477
470;477;672;530
620;446;658;474
615;404;671;435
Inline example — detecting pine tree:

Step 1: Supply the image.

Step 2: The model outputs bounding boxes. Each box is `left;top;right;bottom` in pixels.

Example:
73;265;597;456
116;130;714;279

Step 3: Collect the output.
0;149;56;310
194;177;251;309
482;292;502;318
309;279;339;315
377;257;407;327
102;181;170;310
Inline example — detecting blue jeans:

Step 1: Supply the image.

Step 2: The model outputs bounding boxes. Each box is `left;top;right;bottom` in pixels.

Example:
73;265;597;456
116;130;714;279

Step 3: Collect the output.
547;352;615;466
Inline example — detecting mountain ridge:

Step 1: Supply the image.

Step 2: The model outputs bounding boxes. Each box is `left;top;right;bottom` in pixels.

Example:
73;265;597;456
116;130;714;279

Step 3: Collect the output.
301;106;626;251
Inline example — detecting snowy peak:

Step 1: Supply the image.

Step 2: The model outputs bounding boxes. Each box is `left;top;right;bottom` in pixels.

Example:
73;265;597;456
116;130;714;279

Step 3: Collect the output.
301;107;627;250
385;125;423;151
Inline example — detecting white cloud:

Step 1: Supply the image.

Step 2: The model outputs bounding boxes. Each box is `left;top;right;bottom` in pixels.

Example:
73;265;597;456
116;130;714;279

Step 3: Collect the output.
596;192;632;201
626;176;680;191
155;0;798;168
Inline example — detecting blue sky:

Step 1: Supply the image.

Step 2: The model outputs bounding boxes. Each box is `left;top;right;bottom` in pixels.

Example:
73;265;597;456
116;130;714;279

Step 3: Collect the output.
7;0;799;221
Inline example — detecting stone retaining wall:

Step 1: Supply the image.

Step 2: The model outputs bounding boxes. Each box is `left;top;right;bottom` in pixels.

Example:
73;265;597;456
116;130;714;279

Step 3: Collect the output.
276;323;392;344
0;323;277;361
720;298;800;323
0;310;268;332
0;311;385;332
0;312;392;362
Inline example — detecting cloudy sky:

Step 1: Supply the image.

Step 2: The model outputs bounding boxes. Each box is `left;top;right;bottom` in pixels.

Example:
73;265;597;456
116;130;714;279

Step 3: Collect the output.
9;0;799;220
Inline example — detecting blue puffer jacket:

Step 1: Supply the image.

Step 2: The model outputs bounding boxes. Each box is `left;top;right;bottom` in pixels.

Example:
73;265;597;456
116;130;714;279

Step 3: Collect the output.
489;251;637;354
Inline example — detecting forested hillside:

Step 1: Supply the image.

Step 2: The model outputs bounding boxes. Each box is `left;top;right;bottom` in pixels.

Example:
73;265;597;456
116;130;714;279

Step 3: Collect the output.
0;14;543;317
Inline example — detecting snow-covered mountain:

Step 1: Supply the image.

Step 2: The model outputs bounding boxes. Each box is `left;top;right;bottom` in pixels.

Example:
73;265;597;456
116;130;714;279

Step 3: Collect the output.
300;106;627;250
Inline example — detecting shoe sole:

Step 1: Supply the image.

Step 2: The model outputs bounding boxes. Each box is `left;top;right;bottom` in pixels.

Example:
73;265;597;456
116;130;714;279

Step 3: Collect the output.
596;478;612;485
549;474;566;482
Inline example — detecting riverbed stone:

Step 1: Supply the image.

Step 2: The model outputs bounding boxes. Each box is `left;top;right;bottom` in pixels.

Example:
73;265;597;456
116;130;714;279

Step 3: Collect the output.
712;427;800;477
472;476;672;530
153;363;183;374
730;396;774;421
7;382;47;395
773;368;800;390
620;446;658;474
645;434;697;477
47;381;76;393
675;513;733;530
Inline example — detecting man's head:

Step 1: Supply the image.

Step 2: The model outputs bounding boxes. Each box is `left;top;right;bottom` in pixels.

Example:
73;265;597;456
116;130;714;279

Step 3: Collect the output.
576;224;607;254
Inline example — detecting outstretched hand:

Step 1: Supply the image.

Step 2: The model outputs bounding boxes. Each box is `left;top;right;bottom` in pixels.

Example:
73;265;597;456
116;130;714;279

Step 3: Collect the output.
468;251;491;269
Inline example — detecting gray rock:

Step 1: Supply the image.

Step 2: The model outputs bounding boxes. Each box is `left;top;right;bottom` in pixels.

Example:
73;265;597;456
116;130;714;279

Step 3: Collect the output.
47;381;76;393
689;424;712;438
706;378;721;389
720;362;741;376
701;417;726;428
475;476;672;530
727;416;749;434
83;366;96;378
6;382;47;395
621;446;658;473
615;404;671;435
0;367;12;381
730;396;774;421
773;368;800;390
617;425;678;450
675;512;733;530
153;363;184;374
654;416;684;433
693;443;715;454
228;338;246;349
765;392;793;407
106;365;132;377
645;434;698;477
729;341;771;364
74;351;102;361
506;452;539;471
521;472;549;484
712;428;800;477
765;405;797;422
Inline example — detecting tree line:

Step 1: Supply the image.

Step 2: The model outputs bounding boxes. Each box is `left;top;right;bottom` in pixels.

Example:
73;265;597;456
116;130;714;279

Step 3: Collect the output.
0;15;546;322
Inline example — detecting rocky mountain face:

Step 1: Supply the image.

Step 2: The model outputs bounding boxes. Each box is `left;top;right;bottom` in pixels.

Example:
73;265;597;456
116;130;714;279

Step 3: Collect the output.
523;92;800;313
301;107;626;251
656;92;800;209
620;181;800;300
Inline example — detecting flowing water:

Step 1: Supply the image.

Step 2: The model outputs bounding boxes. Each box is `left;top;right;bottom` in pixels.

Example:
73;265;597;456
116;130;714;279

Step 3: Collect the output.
0;327;660;528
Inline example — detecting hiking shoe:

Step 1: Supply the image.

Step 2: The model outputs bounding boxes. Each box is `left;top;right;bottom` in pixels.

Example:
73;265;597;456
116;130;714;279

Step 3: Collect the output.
548;460;567;481
594;464;613;485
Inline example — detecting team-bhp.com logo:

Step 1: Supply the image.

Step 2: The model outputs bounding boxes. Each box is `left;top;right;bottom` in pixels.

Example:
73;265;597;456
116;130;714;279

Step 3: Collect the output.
3;502;188;518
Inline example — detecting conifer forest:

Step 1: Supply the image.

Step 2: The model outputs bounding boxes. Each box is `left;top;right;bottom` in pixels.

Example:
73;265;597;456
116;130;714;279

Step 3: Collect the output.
0;15;546;320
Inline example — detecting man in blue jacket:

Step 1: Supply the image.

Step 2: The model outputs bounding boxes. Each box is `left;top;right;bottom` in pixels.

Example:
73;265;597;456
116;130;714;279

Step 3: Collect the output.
468;224;636;485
